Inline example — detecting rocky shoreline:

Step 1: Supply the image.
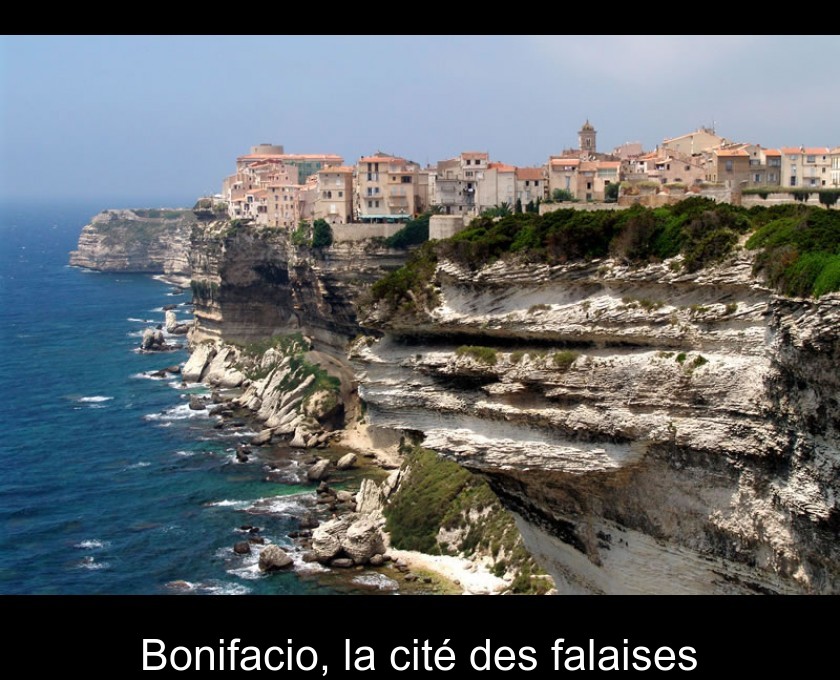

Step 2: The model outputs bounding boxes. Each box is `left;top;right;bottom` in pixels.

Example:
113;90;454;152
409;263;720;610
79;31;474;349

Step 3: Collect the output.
137;311;509;594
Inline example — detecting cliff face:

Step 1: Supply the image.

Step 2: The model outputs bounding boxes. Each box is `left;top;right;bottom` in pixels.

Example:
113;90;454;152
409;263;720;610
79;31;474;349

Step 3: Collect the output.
69;209;194;278
355;253;840;593
189;221;407;355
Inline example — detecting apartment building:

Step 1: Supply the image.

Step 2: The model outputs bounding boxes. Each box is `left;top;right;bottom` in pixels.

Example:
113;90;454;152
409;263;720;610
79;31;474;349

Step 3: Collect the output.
356;153;420;221
780;147;832;188
314;166;354;224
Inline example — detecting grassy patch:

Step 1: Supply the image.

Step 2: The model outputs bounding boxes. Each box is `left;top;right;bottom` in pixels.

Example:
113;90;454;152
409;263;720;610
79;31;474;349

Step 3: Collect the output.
456;345;498;365
552;350;579;370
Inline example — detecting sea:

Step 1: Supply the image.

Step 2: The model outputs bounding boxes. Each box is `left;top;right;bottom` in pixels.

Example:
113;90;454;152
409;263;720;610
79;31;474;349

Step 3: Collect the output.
0;201;350;595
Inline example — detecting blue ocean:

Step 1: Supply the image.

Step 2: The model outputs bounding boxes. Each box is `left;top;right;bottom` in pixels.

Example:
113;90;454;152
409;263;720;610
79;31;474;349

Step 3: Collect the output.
0;202;344;594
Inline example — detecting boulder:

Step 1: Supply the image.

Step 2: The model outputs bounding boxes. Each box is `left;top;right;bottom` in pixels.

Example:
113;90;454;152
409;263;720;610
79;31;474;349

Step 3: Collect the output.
258;545;293;572
336;453;357;470
140;328;166;351
235;449;249;463
382;469;402;498
311;518;346;563
182;344;216;382
306;458;331;482
164;365;181;374
331;558;354;569
289;426;309;449
233;541;251;555
369;553;385;567
336;490;354;503
251;429;273;446
165;310;189;335
188;395;205;411
343;516;386;565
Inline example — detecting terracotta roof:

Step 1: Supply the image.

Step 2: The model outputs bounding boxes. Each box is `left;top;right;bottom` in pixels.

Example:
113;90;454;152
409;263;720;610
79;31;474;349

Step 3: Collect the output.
515;167;544;180
281;154;343;161
781;147;830;155
359;155;403;164
596;161;621;169
764;149;781;157
715;149;749;157
319;166;354;174
461;151;489;159
488;162;516;172
549;158;580;167
830;147;840;154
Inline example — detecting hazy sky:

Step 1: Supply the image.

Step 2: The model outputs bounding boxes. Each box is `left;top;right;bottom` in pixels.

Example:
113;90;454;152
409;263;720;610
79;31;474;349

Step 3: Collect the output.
2;35;839;206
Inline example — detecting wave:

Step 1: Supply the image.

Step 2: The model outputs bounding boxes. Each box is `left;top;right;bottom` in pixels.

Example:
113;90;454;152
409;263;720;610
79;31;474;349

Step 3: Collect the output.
174;450;196;457
143;403;209;422
205;499;251;510
74;539;109;550
199;582;251;595
78;396;113;403
131;372;167;381
124;461;151;470
126;317;155;323
76;556;110;570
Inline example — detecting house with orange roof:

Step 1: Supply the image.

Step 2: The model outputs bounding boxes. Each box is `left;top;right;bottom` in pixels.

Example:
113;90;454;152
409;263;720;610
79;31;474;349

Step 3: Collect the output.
780;147;832;188
547;158;581;199
660;127;727;157
356;152;421;221
475;161;516;211
515;167;546;206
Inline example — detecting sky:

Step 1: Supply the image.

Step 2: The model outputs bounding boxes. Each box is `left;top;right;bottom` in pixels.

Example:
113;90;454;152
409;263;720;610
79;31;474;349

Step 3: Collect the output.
2;35;839;207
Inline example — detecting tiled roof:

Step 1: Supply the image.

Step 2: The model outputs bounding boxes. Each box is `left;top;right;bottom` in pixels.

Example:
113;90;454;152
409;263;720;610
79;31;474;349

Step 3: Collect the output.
764;149;782;157
515;167;544;180
549;158;580;167
359;155;403;164
319;166;354;174
487;162;516;172
715;149;749;157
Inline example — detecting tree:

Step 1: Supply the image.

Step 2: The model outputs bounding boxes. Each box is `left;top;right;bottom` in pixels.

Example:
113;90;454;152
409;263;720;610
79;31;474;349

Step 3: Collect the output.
515;198;523;214
312;219;333;248
552;188;575;202
605;183;620;203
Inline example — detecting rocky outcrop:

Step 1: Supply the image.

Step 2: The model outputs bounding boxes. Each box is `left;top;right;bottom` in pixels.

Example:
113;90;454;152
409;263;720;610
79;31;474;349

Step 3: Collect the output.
356;252;840;594
311;513;386;566
188;220;407;354
258;544;293;571
69;208;194;281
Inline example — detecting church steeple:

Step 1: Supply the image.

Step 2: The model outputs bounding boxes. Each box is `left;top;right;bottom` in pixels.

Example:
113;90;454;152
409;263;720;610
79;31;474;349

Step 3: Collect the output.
579;119;597;154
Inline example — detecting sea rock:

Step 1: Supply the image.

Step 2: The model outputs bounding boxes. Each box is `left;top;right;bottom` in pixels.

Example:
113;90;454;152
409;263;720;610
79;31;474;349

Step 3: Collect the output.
311;518;346;562
289;426;309;449
164;365;181;374
355;478;384;517
233;541;251;555
258;545;293;571
203;347;245;388
188;395;205;411
331;558;354;569
369;553;385;567
140;328;166;351
336;452;357;470
164;310;189;335
251;429;273;446
235;449;249;463
343;516;386;565
382;469;402;498
306;458;331;482
336;490;354;503
182;343;216;382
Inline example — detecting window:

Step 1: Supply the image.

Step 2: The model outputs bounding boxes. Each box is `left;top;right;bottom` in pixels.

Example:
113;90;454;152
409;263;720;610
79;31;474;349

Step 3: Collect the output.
338;191;343;197
401;176;412;183
534;180;539;186
586;181;592;190
525;180;529;186
789;155;798;162
809;178;818;187
685;165;691;171
806;155;815;163
725;160;733;172
754;174;761;183
375;200;380;208
790;176;797;186
368;200;372;208
465;171;473;178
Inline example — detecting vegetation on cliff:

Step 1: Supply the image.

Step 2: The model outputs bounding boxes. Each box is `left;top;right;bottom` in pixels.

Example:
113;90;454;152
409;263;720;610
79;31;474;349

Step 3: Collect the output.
366;199;840;315
384;447;552;594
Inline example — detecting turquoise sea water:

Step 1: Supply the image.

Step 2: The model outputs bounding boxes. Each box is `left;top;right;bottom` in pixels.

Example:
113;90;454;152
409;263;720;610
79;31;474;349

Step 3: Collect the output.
0;202;340;594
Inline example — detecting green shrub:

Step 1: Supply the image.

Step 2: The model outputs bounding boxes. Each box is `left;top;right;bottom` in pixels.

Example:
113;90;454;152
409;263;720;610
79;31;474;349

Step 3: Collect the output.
553;350;579;370
311;218;333;248
384;212;430;248
676;353;687;363
456;345;498;365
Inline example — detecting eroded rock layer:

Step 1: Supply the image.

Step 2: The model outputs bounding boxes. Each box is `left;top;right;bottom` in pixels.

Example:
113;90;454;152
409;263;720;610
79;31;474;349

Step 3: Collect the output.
355;253;840;593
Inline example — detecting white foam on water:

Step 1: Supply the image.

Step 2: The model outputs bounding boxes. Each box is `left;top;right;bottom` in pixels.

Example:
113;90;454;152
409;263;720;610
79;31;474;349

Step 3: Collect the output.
74;539;108;550
174;450;196;457
124;461;151;470
205;499;251;510
247;494;309;516
131;372;167;381
77;556;110;570
200;582;251;596
78;396;113;403
126;317;155;323
352;573;399;591
144;403;208;422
